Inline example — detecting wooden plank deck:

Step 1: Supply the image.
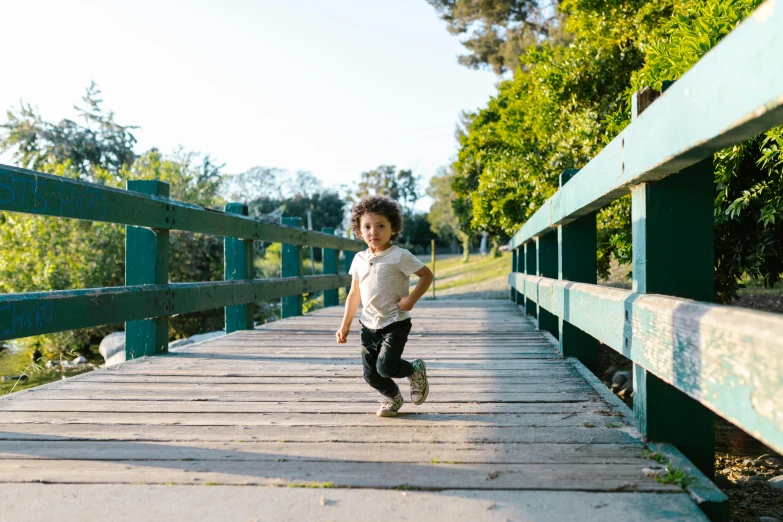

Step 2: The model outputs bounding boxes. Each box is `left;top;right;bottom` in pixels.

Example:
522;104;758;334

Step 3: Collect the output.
0;300;707;521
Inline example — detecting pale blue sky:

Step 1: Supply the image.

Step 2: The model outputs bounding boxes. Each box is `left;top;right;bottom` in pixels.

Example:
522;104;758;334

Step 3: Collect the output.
0;0;498;210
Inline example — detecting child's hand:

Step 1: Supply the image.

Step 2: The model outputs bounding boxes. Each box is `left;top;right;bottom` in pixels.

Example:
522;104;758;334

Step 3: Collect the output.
397;296;415;311
336;326;350;344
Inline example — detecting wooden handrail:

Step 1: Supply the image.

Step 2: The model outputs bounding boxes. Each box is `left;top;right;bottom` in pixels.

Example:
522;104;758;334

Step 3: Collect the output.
0;166;363;359
0;164;363;252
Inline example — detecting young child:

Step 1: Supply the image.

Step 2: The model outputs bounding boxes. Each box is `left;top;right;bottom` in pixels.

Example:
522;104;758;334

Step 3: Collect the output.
335;194;434;417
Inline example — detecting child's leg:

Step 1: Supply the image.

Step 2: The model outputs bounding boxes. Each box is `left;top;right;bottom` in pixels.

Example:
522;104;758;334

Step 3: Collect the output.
376;320;414;380
360;326;400;398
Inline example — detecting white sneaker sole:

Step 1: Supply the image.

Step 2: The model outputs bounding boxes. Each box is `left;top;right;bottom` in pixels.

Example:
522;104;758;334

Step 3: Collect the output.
377;409;399;418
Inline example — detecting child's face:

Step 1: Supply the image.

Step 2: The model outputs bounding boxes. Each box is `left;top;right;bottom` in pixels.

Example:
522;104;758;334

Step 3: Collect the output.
359;212;394;249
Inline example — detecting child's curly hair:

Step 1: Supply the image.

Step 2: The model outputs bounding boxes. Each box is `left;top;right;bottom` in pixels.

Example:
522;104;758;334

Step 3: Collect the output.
351;194;404;241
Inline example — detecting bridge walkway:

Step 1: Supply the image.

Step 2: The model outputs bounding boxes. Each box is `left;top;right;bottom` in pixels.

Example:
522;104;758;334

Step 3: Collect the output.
0;300;707;520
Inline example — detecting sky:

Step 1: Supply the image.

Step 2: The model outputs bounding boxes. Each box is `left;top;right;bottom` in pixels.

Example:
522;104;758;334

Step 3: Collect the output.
0;0;499;211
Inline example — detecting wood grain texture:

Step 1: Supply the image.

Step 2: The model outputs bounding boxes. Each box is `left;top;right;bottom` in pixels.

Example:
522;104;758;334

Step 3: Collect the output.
0;300;708;520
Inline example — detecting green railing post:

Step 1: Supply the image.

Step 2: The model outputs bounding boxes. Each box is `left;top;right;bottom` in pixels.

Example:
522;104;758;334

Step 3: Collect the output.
510;249;524;304
322;227;338;307
510;249;517;301
344;230;356;295
536;232;558;337
225;203;254;333
513;249;524;305
557;169;599;371
631;88;716;479
281;216;303;318
523;242;537;317
125;180;170;360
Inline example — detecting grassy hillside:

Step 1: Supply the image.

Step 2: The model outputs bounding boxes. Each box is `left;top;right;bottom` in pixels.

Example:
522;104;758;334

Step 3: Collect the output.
416;252;511;300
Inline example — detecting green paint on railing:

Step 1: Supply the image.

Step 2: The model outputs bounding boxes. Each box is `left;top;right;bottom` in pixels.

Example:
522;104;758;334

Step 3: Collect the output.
125;180;170;360
281;216;303;318
0;164;363;252
322;227;339;308
225;203;254;334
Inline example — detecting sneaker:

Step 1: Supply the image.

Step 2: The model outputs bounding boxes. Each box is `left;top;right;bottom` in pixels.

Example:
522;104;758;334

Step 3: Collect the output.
377;392;404;417
408;359;429;405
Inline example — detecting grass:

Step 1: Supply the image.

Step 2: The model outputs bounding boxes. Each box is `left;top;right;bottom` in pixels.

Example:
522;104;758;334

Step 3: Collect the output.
643;449;668;464
415;252;511;294
0;351;95;396
429;458;463;464
287;481;335;488
655;467;697;488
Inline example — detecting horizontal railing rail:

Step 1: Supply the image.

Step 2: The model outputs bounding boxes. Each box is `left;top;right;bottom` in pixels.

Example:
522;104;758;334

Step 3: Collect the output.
0;165;364;360
0;164;358;251
0;275;350;343
510;273;783;456
507;0;783;489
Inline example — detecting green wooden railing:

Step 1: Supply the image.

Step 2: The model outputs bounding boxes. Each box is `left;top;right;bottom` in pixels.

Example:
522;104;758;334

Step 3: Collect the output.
0;165;364;359
508;1;783;482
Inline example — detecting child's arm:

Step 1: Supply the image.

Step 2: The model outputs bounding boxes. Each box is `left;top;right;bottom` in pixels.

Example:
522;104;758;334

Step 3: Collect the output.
336;279;361;344
398;265;433;311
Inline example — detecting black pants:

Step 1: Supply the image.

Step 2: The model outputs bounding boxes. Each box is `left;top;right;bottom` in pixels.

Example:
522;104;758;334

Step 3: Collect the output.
360;318;414;398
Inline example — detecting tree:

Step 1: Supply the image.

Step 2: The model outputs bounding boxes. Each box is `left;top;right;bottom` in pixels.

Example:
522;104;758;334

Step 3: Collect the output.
0;86;229;355
447;0;779;300
1;82;137;179
425;0;566;74
427;166;474;260
450;0;672;273
353;165;420;212
616;0;776;302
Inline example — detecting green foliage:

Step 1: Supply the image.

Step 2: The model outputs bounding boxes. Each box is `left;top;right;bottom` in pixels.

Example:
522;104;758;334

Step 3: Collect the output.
350;165;420;213
655;467;697;488
426;166;460;244
1;82;137;178
449;0;780;299
0;87;229;354
452;0;667;269
425;0;565;74
619;0;778;302
402;212;435;253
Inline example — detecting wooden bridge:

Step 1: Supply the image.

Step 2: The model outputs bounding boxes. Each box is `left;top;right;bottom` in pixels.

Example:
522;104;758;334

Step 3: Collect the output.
0;301;711;521
1;3;783;520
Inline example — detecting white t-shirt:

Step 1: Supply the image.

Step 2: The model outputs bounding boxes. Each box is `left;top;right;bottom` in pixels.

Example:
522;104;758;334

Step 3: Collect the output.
349;245;426;330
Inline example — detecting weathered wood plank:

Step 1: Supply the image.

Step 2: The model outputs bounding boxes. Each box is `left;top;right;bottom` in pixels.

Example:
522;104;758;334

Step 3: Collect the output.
0;411;621;428
0;400;602;414
0;460;678;491
0;440;645;463
51;382;593;393
0;485;709;522
0;424;639;444
9;390;598;402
